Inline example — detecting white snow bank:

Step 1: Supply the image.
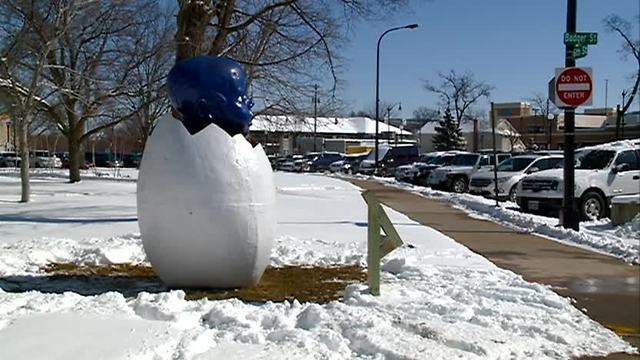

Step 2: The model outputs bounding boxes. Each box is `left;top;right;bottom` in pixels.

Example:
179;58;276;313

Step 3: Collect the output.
0;172;635;359
365;175;640;265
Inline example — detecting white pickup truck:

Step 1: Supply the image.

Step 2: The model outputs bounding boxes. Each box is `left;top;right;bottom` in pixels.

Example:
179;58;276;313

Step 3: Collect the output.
428;152;511;193
516;139;640;220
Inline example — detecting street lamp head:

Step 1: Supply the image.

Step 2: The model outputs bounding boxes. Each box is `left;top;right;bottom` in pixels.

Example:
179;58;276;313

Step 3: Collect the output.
405;24;419;29
398;103;402;111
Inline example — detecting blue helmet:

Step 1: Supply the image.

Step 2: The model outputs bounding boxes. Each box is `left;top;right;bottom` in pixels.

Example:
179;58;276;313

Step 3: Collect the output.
167;56;254;136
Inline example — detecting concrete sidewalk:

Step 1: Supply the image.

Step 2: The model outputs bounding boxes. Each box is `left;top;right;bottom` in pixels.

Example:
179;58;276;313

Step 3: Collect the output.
350;179;640;357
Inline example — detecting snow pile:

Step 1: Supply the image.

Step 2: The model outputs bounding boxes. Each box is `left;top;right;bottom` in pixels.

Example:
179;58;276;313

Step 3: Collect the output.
0;172;635;359
0;167;138;182
369;176;640;265
0;234;146;276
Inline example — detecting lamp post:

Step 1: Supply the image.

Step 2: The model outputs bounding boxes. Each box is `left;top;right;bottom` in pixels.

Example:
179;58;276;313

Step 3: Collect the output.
621;90;627;139
386;102;402;139
313;84;319;152
375;23;418;170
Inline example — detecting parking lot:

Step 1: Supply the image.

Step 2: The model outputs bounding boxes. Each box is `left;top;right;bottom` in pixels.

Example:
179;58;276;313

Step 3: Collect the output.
272;139;640;223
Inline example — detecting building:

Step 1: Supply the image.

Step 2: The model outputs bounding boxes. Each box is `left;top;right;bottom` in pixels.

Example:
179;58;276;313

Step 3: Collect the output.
249;115;411;155
418;119;524;153
0;113;11;151
505;110;640;149
492;102;533;119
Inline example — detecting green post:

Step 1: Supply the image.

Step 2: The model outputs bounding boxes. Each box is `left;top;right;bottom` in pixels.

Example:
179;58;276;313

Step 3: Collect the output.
362;190;404;296
367;195;381;295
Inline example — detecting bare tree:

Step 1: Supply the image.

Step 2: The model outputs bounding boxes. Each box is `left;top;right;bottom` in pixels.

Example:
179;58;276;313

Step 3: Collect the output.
603;14;640;117
119;9;174;151
424;70;493;126
527;92;557;118
0;1;74;202
14;0;168;182
174;0;408;117
412;106;439;121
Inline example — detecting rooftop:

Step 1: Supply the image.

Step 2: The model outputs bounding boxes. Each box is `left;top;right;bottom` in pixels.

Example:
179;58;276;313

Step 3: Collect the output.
251;115;411;135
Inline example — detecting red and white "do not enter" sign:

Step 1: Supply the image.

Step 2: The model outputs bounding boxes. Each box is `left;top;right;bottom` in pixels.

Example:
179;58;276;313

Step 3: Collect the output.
554;67;593;108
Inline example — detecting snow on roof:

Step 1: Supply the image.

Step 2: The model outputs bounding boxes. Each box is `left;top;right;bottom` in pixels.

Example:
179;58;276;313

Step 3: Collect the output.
419;119;515;136
557;114;607;129
579;138;640;151
250;115;411;135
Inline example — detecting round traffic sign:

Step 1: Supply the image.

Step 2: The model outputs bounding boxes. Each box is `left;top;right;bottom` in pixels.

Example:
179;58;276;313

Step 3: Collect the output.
555;67;592;107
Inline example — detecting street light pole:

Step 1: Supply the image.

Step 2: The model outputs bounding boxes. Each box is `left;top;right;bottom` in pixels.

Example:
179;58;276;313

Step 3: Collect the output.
313;84;319;152
375;23;418;170
386;102;402;140
621;90;627;138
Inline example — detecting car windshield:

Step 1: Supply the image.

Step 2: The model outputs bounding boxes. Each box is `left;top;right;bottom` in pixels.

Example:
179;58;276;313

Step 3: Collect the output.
496;157;536;172
451;154;479;166
432;155;455;165
366;147;389;161
575;149;615;170
419;156;436;164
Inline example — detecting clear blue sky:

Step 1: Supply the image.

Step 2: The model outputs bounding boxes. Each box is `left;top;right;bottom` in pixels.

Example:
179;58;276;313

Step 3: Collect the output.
339;0;640;118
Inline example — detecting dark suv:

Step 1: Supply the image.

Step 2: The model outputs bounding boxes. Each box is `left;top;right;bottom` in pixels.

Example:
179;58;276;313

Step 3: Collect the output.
308;152;344;172
377;145;421;176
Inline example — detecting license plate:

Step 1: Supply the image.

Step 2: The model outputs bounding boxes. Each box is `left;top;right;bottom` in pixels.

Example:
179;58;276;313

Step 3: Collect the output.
529;200;539;211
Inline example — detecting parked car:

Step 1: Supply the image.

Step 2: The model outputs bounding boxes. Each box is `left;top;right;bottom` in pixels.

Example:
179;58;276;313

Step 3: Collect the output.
428;152;512;193
329;152;369;173
469;154;563;202
0;151;19;167
273;157;289;170
279;155;304;172
307;152;344;172
62;158;94;170
516;139;640;220
30;150;62;168
89;153;122;167
358;144;420;176
122;154;142;168
394;152;448;182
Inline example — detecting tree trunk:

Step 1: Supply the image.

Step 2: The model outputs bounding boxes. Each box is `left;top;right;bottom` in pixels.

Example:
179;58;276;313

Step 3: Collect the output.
68;137;81;183
17;118;30;203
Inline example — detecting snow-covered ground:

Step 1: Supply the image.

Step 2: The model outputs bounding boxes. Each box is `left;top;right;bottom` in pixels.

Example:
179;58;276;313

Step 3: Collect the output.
357;175;640;265
0;172;635;359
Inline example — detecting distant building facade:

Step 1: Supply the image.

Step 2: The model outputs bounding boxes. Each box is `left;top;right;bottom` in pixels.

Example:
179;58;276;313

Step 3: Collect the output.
506;110;640;150
418;119;525;153
0;114;10;151
249;115;412;155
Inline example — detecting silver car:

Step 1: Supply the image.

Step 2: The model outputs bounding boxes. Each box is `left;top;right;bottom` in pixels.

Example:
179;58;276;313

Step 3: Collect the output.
469;155;563;202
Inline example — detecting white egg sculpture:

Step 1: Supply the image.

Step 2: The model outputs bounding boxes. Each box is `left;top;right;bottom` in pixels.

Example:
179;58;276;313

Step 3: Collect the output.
137;113;275;288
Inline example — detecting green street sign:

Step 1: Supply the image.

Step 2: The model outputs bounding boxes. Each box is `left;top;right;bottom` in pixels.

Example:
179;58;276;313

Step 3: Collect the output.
564;32;598;45
573;45;588;59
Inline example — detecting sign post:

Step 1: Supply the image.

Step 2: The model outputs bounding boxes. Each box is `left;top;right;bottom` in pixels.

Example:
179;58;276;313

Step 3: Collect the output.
361;190;404;296
560;0;579;231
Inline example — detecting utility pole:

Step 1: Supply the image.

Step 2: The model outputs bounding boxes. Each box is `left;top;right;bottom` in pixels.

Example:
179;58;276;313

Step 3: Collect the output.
546;98;552;149
616;104;621;139
621;90;627;139
313;84;319;152
604;79;608;109
561;0;579;231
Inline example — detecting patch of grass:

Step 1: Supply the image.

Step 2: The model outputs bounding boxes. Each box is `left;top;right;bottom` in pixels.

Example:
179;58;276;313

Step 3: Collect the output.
42;263;366;303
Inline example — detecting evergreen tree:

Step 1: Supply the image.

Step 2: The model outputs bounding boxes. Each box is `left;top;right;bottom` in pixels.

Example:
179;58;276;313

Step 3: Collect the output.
432;108;466;151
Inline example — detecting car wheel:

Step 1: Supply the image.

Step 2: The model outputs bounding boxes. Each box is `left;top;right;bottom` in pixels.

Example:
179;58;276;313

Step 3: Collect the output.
508;186;518;203
451;177;468;193
580;191;606;221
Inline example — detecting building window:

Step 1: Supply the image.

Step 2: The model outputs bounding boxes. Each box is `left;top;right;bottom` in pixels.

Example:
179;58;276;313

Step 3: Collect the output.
527;126;544;133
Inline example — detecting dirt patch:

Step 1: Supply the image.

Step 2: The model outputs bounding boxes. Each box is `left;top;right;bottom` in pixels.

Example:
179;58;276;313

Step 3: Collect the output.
40;263;367;303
